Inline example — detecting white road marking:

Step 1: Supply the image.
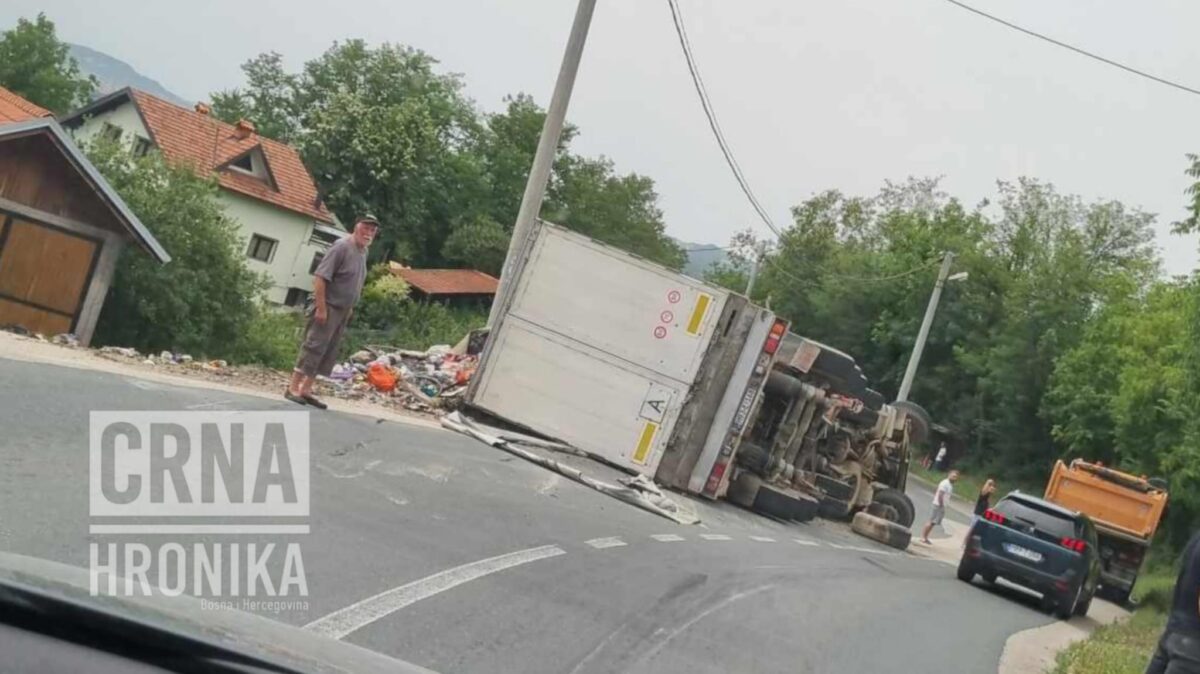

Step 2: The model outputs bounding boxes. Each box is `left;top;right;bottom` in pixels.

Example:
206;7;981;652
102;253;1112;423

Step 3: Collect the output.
749;536;777;543
829;543;893;555
651;534;685;542
88;524;309;535
700;534;732;541
793;538;821;546
185;398;235;410
305;544;566;640
586;537;627;549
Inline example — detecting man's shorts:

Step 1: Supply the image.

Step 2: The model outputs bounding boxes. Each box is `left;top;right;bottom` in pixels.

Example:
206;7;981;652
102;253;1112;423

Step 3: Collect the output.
929;504;946;526
295;303;351;378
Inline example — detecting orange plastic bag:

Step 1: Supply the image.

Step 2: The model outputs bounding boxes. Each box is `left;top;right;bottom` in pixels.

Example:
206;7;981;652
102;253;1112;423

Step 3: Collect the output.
366;362;398;392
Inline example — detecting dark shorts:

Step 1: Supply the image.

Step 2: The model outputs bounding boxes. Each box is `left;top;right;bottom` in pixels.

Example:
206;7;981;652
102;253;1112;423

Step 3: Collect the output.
295;303;351;378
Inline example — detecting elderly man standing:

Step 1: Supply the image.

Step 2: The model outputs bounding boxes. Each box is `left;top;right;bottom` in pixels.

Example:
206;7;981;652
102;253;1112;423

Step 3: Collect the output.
285;215;379;409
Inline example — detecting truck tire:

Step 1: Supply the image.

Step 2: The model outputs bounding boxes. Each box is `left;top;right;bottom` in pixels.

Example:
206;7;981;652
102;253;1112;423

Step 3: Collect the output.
728;472;818;523
872;488;916;528
851;511;912;550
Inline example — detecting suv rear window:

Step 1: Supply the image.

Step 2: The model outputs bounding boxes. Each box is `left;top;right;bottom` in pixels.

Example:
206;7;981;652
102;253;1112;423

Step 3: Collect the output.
994;498;1078;538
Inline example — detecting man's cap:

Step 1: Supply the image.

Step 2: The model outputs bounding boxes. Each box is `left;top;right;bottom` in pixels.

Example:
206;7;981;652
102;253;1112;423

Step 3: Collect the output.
357;214;381;227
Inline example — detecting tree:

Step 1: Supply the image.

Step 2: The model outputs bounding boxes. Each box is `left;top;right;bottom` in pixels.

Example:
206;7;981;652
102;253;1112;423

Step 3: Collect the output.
0;13;96;113
84;137;268;355
210;52;300;142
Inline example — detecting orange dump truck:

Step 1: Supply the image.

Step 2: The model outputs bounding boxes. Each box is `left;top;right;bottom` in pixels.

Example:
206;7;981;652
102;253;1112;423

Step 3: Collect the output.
1044;459;1168;603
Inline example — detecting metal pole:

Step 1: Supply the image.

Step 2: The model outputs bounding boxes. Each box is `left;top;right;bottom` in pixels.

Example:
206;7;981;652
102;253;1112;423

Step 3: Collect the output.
744;248;762;296
896;252;955;403
488;0;597;326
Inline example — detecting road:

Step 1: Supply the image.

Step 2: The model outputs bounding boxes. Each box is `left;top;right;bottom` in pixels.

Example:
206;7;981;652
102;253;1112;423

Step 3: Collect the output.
0;355;1057;673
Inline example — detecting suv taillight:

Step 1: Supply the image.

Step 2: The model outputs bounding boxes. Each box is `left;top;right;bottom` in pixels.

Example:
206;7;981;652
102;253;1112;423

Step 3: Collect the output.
983;509;1006;524
1060;537;1086;553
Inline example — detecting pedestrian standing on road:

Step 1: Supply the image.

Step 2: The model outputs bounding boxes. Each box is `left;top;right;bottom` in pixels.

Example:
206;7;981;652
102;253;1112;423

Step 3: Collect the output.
285;215;379;410
933;442;949;471
921;469;959;545
974;479;997;517
1145;529;1200;674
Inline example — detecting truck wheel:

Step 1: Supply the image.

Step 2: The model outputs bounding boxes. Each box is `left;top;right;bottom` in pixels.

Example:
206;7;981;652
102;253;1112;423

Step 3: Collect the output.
851;511;912;550
956;561;975;583
1055;587;1081;620
1073;589;1093;617
872;488;915;528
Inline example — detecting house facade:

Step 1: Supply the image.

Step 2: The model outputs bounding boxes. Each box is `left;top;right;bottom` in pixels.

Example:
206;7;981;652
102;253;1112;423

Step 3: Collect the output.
61;88;344;307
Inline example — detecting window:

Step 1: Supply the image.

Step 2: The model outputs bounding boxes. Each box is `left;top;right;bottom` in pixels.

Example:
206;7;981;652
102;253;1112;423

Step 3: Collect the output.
100;122;123;142
132;137;152;157
246;234;278;263
230;154;254;172
994;498;1078;539
284;288;310;307
309;252;325;274
309;227;340;246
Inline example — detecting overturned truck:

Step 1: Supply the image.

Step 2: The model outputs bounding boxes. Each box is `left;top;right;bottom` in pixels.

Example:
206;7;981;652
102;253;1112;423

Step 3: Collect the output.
467;221;927;543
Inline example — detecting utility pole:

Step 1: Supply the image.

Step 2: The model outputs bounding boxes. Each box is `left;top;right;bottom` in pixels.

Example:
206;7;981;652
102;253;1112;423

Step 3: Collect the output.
744;243;767;296
896;252;955;403
488;0;597;326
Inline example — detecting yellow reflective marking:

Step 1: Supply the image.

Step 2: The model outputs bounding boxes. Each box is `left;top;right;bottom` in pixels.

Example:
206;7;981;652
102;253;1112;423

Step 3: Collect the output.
633;421;658;465
686;293;712;336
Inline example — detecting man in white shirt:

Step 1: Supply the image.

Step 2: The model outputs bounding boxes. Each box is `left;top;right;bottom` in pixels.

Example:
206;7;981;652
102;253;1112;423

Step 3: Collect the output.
933;442;949;471
921;470;959;545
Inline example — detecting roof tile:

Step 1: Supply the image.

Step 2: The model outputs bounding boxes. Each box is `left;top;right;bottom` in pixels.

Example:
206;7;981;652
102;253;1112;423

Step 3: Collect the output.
0;86;51;124
128;90;334;223
391;266;499;296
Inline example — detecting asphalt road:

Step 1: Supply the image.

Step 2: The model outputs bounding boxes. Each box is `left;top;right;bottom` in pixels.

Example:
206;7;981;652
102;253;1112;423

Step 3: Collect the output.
0;356;1055;673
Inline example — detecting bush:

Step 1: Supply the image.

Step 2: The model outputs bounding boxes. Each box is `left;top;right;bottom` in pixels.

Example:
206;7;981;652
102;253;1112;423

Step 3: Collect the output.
227;307;304;370
344;302;487;355
355;265;410;329
85;136;268;355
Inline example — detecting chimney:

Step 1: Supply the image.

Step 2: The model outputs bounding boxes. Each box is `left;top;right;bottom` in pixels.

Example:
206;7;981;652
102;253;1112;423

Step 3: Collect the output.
234;119;256;139
194;102;211;116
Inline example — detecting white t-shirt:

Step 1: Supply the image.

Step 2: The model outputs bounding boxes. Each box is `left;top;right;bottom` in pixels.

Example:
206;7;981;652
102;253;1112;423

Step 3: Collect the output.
933;478;953;507
935;447;947;462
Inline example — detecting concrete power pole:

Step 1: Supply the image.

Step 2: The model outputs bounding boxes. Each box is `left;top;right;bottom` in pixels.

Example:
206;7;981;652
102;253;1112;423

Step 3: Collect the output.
488;0;598;326
744;242;767;297
896;252;955;403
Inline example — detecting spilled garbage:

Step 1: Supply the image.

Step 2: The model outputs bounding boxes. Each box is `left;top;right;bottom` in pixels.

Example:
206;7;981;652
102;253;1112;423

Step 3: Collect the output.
319;342;481;413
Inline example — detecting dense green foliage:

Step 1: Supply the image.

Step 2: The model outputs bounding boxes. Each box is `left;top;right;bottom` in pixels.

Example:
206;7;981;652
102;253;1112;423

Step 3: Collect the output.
0;13;96;113
706;176;1200;546
211;46;684;272
85;138;269;355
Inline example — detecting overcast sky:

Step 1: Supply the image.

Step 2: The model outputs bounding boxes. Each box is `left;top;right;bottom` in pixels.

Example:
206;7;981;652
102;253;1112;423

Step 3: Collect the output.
6;0;1200;275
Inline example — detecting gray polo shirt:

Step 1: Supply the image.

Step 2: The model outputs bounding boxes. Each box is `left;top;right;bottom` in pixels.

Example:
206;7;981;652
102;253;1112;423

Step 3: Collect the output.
314;237;367;308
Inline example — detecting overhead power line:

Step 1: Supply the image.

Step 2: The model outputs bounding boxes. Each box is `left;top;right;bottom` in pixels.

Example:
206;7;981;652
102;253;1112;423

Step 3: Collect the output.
944;0;1200;98
666;0;783;237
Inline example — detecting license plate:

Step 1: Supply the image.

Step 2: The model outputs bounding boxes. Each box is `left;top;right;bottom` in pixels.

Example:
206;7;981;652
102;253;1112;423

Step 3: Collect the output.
1003;543;1043;563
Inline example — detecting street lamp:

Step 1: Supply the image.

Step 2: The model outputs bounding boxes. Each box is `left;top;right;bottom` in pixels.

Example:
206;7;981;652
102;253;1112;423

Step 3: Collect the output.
895;253;967;403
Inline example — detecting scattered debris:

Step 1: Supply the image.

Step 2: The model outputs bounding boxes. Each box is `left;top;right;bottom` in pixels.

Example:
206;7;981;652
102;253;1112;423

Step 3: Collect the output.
51;333;80;347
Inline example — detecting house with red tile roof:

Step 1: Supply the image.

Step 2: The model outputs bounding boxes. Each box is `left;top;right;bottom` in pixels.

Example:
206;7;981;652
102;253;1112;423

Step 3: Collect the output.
60;88;345;306
0;85;52;124
388;263;498;307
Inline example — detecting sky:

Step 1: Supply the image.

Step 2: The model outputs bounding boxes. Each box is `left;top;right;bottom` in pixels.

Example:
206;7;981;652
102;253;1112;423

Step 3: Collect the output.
5;0;1200;275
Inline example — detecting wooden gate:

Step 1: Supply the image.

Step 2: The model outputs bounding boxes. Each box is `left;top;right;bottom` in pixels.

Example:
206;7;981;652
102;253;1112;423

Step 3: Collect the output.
0;215;100;336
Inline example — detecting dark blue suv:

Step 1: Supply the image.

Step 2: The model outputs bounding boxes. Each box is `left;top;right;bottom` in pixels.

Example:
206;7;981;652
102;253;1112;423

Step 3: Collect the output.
958;492;1102;619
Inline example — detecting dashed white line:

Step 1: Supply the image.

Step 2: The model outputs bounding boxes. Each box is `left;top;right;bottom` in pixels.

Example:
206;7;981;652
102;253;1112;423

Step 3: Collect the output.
749;536;777;543
700;534;732;541
651;534;685;542
793;538;821;546
586;537;627;549
829;543;893;556
304;544;566;640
